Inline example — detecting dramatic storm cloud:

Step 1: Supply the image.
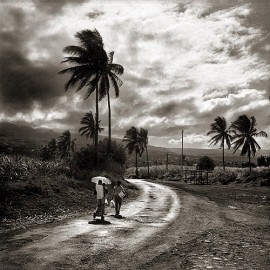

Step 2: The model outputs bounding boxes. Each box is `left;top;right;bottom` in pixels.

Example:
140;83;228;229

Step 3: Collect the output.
0;0;269;149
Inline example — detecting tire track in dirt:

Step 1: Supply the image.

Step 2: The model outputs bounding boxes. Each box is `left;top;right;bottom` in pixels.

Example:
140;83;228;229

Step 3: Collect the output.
0;180;181;269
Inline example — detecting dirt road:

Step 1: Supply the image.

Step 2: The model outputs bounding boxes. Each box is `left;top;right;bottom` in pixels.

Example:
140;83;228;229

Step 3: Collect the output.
0;180;181;269
0;179;269;269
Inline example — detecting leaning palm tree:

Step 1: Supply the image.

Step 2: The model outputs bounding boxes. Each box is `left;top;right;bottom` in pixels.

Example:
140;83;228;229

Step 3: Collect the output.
97;51;124;153
59;29;108;163
207;116;233;171
231;115;268;172
79;111;104;145
123;127;143;178
139;128;150;178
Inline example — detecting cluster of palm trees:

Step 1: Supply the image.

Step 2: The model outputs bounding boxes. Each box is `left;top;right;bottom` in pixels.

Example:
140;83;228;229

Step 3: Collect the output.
123;127;149;178
59;29;124;162
207;114;267;172
42;130;76;161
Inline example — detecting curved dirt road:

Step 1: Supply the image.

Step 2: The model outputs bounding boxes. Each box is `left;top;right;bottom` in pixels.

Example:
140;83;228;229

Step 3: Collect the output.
0;180;182;269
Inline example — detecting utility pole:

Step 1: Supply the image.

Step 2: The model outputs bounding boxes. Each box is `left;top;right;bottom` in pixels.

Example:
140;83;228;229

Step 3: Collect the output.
181;129;184;177
166;153;169;173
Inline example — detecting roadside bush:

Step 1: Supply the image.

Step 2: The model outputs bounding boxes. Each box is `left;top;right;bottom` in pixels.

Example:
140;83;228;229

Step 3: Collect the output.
211;171;237;185
71;139;126;178
196;156;215;171
210;168;270;186
242;169;270;186
257;155;268;167
98;139;126;165
241;162;256;168
72;147;95;170
97;158;125;175
257;155;270;167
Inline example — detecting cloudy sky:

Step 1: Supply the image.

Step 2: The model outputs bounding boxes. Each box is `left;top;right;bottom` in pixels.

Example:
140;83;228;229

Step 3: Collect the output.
0;0;269;149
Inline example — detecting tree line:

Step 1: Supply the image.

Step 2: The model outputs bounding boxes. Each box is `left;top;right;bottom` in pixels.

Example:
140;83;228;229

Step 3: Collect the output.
122;114;268;177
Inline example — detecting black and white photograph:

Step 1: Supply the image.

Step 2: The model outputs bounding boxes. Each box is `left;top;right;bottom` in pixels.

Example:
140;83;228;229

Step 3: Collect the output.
0;0;269;269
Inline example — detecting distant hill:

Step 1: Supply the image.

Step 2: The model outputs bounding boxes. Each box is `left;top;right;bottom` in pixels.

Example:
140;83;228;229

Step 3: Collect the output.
0;122;59;140
0;122;269;164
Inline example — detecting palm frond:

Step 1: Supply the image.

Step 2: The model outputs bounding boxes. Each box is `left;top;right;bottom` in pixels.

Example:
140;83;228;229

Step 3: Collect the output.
225;135;231;149
108;51;114;64
98;74;109;101
109;72;123;89
109;73;120;97
109;63;124;75
63;45;88;56
84;76;100;99
58;65;91;75
75;29;104;49
240;142;249;156
208;134;222;145
255;131;268;138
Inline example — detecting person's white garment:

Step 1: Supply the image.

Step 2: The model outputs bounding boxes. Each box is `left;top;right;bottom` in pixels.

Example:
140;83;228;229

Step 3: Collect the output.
96;184;104;200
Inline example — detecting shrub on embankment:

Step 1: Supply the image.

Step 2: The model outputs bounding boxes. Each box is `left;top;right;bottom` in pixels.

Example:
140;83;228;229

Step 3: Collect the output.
210;168;270;186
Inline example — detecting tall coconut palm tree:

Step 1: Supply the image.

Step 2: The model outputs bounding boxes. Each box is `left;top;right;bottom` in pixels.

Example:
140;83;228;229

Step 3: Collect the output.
207;116;233;171
79;111;104;145
231;115;268;172
97;51;124;154
139;128;150;178
123;127;143;178
59;29;108;163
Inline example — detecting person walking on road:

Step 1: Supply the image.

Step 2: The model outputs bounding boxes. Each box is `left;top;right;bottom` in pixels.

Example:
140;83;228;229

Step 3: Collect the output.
93;180;105;220
102;183;109;214
112;181;125;217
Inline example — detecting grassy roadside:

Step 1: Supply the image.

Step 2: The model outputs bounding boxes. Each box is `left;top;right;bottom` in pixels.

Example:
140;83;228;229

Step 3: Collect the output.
0;175;138;234
0;154;138;234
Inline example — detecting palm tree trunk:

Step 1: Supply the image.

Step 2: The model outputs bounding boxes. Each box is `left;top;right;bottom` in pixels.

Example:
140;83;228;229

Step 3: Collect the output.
146;146;150;178
135;150;138;178
95;86;99;165
222;137;225;172
107;90;111;154
248;148;251;172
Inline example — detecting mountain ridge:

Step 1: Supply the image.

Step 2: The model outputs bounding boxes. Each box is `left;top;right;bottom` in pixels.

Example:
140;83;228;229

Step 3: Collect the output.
0;121;269;158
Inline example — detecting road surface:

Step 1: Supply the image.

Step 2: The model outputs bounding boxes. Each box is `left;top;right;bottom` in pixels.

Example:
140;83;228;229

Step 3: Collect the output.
0;179;182;269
